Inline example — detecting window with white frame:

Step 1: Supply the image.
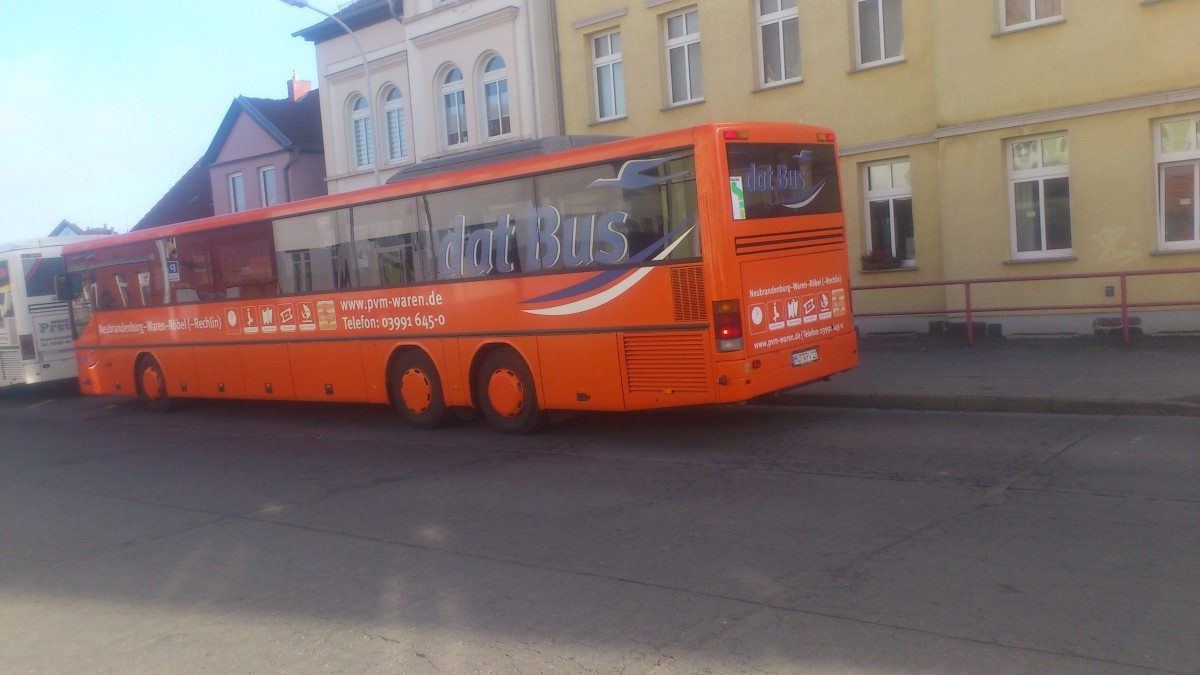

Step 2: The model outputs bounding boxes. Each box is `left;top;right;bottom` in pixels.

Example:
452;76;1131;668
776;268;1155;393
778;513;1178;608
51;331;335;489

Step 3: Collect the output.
1008;134;1072;258
1156;115;1200;249
592;31;625;121
383;86;409;162
229;172;245;213
259;166;277;207
482;56;511;140
441;68;468;148
349;94;375;169
664;9;702;105
1000;0;1063;31
862;159;914;269
757;0;799;86
855;0;904;67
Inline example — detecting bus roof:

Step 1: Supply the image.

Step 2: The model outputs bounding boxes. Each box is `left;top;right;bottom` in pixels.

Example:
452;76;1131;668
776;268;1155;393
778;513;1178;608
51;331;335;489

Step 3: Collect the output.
0;236;111;255
60;122;834;256
386;135;626;183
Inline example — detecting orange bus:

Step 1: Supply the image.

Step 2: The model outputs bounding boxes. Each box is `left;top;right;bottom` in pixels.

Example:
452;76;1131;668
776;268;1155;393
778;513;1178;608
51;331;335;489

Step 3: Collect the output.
60;123;857;432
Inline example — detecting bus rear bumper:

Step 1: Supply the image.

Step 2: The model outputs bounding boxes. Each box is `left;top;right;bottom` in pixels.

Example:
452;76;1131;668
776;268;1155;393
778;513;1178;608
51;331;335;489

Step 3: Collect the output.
714;331;858;404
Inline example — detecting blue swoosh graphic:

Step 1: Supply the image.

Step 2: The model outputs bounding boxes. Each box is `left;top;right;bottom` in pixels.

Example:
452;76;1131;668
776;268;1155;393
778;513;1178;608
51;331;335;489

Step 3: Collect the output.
779;180;826;209
520;225;696;314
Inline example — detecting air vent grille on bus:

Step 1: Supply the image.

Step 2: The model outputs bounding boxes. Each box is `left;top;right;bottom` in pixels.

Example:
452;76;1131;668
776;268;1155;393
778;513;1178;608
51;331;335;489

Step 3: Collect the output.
623;333;710;394
671;265;706;322
735;227;844;256
0;349;22;381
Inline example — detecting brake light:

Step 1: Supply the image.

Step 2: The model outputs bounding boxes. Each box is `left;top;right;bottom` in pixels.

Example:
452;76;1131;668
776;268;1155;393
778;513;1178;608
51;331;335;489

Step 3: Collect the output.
816;132;836;142
19;334;35;360
723;129;748;141
713;300;743;352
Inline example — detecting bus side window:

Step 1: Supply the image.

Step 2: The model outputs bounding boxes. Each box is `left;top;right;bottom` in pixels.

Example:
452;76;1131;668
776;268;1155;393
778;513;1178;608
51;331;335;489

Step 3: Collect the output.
352;197;430;288
421;179;534;280
274;210;350;293
212;221;276;299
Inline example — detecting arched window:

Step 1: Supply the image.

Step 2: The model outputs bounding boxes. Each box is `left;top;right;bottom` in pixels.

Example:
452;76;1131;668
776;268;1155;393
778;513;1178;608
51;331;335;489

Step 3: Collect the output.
349;94;375;169
383;86;408;161
481;56;510;140
441;68;468;148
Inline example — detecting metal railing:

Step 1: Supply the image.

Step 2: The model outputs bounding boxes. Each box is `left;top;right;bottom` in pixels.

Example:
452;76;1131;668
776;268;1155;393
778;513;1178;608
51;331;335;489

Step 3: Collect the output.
851;266;1200;345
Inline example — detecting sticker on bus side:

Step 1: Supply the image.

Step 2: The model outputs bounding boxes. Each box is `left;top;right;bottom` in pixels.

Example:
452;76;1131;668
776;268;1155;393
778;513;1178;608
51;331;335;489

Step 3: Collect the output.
730;176;747;221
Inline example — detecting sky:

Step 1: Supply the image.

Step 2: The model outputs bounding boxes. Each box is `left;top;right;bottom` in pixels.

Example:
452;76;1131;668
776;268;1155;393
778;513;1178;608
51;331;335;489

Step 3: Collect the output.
0;0;324;242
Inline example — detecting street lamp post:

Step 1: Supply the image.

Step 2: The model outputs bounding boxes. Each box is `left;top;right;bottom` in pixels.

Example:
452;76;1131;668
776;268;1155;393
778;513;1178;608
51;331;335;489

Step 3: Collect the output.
280;0;381;186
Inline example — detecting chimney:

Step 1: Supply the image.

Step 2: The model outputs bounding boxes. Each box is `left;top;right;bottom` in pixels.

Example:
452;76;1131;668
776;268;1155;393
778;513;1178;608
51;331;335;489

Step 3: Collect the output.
288;71;312;101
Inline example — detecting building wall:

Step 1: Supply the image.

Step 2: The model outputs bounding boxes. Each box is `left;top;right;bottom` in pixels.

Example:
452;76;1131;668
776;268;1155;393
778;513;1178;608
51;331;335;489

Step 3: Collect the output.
209;115;294;215
554;0;1200;335
307;0;559;194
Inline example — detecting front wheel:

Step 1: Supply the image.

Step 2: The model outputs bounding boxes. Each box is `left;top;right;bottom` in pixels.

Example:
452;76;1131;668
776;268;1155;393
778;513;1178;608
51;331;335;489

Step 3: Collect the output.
474;349;546;434
389;350;452;429
135;356;173;411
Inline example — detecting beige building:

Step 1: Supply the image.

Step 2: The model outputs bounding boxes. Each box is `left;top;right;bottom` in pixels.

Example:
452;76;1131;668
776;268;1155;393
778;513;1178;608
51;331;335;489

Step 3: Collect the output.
555;0;1200;336
294;0;560;194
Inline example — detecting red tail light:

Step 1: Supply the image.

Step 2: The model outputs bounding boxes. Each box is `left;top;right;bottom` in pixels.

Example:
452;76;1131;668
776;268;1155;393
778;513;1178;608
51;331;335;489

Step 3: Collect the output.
713;300;743;352
19;334;35;360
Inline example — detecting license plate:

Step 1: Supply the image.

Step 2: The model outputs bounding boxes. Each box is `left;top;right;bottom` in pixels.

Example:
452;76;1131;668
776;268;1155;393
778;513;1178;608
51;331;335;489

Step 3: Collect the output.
791;348;819;367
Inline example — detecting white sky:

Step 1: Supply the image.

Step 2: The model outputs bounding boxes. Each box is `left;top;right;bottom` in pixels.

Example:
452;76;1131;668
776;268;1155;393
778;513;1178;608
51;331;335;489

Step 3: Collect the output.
0;0;325;242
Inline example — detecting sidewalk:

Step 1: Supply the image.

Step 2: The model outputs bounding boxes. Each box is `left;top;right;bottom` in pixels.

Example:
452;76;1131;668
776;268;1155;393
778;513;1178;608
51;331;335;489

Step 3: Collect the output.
779;334;1200;417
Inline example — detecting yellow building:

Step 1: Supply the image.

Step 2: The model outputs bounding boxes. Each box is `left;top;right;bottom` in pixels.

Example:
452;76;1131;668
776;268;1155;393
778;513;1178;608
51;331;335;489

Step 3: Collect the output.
554;0;1200;336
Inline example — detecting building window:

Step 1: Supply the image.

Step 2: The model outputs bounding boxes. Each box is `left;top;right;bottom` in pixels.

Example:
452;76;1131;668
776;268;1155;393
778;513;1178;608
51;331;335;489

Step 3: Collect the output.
289;250;313;294
482;56;511;140
383;86;408;162
350;94;375;169
441;68;468;148
592;31;625;121
229;173;245;213
855;0;904;67
1156;115;1200;249
1008;134;1072;259
757;0;799;86
664;9;702;106
1000;0;1063;31
862;159;914;270
260;166;277;207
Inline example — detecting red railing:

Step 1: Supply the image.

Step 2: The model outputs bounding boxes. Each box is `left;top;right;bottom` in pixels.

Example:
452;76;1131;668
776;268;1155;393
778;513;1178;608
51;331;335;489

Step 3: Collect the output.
851;267;1200;345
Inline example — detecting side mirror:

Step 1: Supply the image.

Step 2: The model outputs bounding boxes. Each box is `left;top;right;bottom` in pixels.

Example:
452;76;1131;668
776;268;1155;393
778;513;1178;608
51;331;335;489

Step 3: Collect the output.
55;274;83;301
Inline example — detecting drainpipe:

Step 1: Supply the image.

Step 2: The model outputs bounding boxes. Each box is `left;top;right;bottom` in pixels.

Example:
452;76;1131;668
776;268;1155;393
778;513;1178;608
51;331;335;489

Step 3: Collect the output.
548;0;565;136
282;147;303;202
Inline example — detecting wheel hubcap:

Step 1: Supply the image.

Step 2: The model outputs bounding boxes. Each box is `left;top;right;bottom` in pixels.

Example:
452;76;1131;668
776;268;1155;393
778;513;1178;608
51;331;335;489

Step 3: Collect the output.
400;368;433;414
141;367;164;400
486;368;525;418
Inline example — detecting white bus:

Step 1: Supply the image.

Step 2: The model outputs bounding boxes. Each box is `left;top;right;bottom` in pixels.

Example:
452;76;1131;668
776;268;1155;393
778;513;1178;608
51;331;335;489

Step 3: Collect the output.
0;238;107;388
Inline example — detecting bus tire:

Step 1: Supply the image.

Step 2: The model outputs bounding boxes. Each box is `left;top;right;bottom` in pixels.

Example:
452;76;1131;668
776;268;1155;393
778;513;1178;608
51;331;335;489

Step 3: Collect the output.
135;355;173;412
475;348;545;434
389;350;452;430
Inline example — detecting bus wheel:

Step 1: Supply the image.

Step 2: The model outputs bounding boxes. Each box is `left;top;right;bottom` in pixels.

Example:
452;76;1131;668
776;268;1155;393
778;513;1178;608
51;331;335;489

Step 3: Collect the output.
136;356;173;411
475;349;545;434
389;350;452;429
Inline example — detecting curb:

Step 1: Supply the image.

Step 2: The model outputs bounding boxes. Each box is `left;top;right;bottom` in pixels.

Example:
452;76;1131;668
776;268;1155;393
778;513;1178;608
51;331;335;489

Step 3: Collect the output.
772;393;1200;418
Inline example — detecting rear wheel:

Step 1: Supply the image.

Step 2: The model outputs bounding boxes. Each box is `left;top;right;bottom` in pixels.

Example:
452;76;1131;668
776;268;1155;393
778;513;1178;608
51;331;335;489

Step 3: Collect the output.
389;350;452;429
135;356;172;411
474;348;545;434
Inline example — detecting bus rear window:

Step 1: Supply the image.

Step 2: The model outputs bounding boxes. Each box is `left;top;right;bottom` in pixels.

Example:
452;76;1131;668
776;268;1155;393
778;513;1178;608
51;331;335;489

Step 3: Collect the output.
23;256;66;297
727;143;841;220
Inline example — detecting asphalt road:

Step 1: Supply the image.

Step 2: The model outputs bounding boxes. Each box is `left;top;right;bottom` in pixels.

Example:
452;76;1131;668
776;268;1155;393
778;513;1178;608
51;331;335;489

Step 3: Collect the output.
1;386;1197;674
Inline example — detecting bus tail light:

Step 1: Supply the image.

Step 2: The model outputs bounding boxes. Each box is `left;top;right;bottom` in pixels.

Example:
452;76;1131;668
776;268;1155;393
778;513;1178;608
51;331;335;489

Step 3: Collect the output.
816;132;836;142
19;334;35;360
713;300;743;352
723;129;748;141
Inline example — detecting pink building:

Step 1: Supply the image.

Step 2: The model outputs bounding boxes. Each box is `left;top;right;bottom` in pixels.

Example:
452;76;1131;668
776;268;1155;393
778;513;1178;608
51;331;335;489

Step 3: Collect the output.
135;78;326;230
